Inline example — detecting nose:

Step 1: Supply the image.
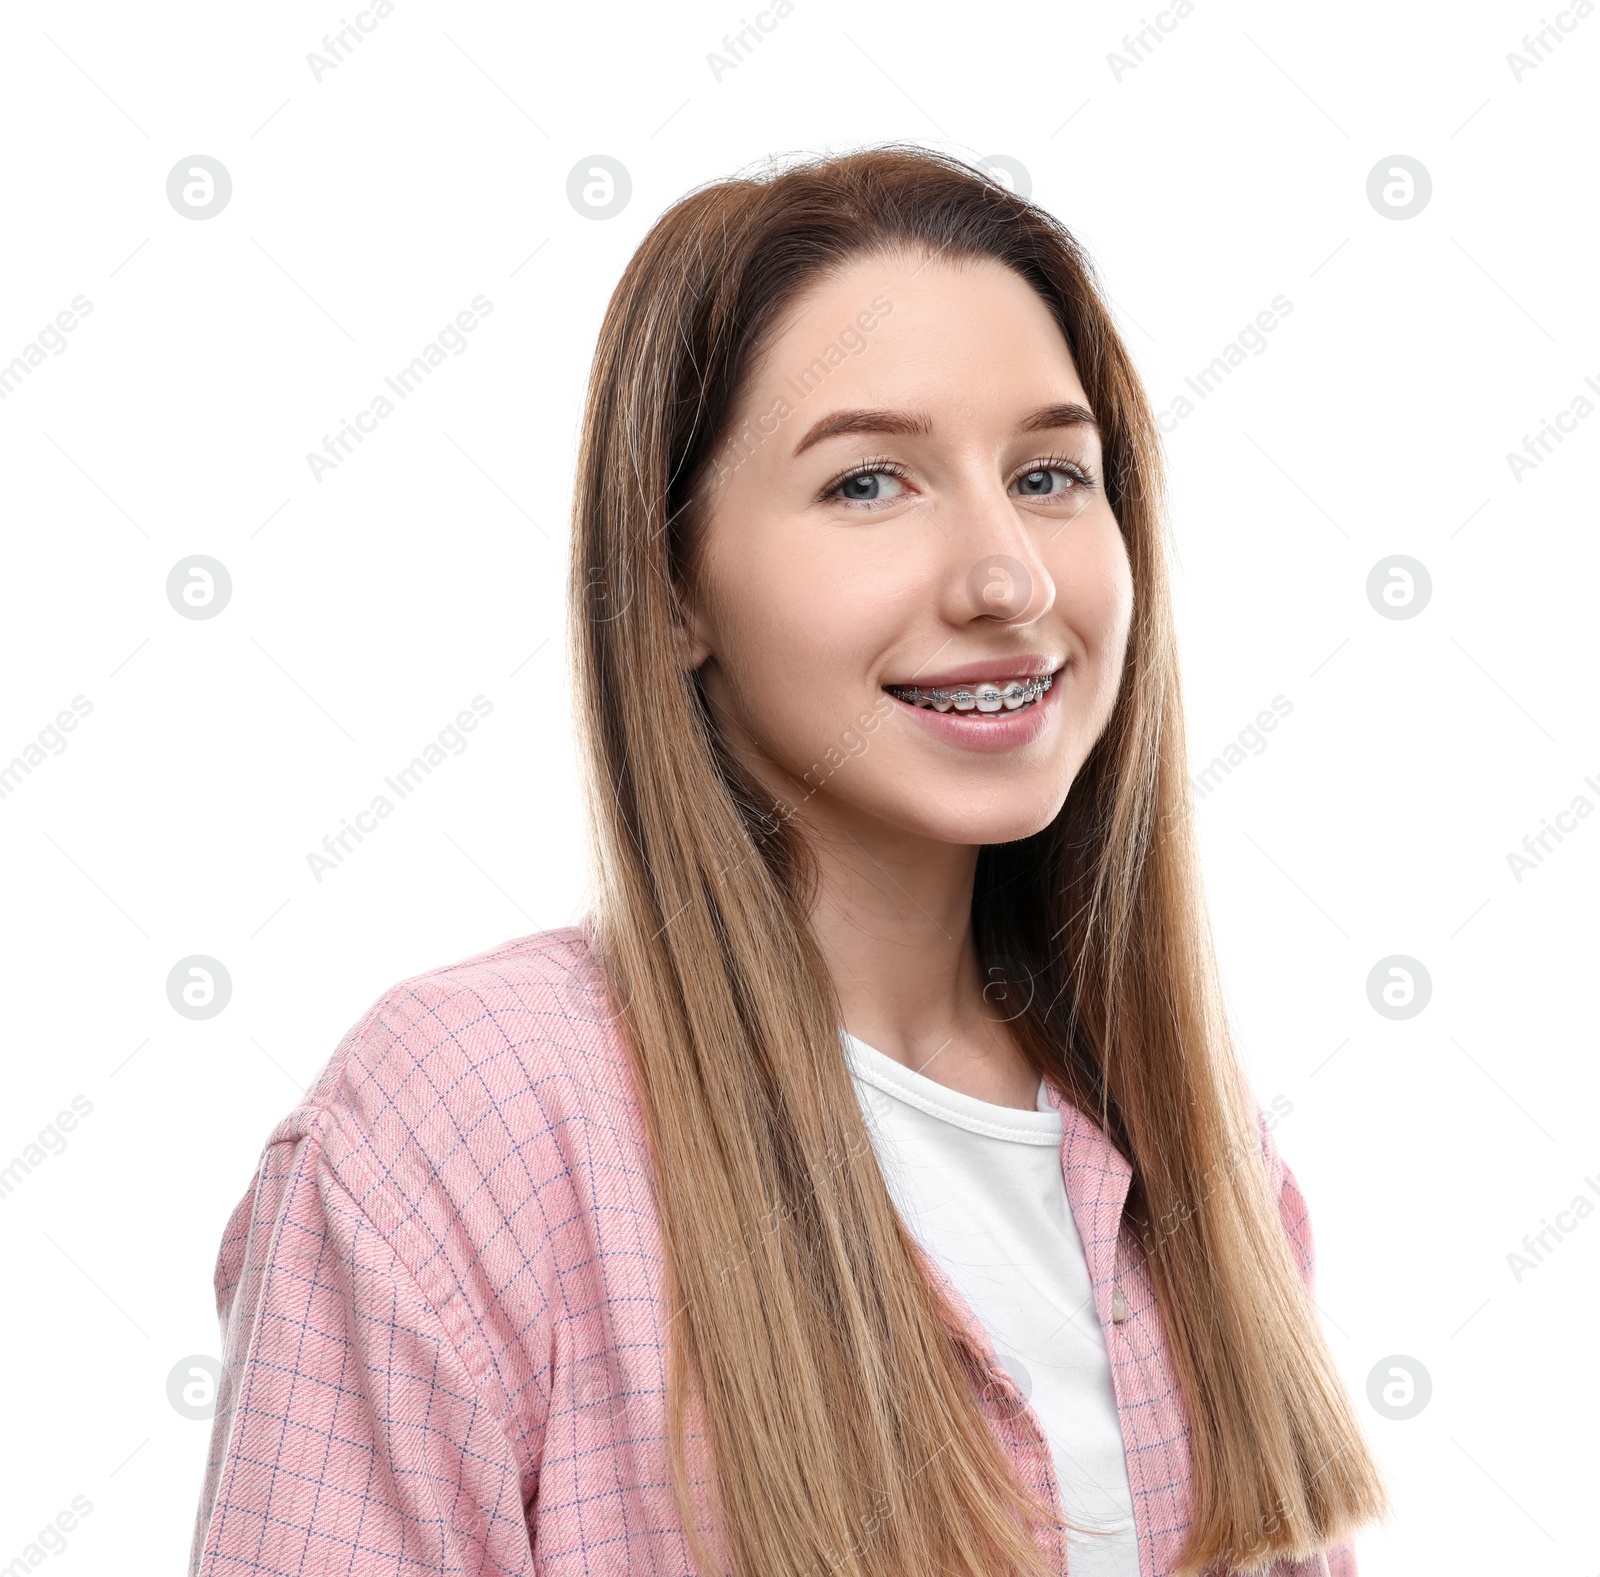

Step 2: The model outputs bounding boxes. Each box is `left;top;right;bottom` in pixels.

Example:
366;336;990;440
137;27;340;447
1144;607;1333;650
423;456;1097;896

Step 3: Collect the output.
967;554;1042;620
936;473;1058;627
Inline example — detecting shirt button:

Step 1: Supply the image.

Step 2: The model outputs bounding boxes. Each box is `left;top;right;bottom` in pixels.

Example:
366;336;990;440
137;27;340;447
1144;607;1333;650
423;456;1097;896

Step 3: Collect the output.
1111;1288;1128;1322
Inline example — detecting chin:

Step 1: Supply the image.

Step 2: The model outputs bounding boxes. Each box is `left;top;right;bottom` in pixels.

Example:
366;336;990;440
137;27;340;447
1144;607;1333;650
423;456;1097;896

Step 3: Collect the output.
897;787;1066;848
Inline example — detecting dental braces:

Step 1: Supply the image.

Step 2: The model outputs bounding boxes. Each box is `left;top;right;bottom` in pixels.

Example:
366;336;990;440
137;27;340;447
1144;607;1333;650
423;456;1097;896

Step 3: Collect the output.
884;673;1054;709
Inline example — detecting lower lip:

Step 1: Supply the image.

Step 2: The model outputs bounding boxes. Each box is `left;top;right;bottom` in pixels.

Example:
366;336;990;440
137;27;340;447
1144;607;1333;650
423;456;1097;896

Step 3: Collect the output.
885;674;1063;753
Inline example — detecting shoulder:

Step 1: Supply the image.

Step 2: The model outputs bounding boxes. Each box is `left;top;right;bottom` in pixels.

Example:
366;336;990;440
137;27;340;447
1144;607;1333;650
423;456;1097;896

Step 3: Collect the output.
210;928;633;1460
318;921;627;1099
271;923;643;1216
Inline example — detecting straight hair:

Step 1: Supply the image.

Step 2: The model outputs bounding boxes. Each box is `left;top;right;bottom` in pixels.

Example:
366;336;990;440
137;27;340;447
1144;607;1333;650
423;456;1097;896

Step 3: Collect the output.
569;144;1386;1575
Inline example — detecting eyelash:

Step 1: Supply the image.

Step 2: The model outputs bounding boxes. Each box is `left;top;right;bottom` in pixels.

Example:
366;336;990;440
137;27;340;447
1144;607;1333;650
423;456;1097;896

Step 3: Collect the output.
819;452;1097;508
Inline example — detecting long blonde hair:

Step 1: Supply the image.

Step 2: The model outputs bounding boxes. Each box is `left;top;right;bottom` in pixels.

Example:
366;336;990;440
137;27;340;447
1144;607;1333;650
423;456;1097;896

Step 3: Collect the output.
569;145;1385;1575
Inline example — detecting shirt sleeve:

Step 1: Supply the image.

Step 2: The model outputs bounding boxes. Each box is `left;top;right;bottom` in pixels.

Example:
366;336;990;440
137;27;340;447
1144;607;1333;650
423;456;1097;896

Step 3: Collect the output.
189;1121;536;1577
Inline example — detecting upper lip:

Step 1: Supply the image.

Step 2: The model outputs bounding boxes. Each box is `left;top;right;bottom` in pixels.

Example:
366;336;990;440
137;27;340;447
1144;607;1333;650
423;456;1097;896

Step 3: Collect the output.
885;655;1064;689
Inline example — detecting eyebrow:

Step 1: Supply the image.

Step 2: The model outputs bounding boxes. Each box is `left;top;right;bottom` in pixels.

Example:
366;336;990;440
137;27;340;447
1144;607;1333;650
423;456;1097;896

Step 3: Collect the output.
793;401;1099;457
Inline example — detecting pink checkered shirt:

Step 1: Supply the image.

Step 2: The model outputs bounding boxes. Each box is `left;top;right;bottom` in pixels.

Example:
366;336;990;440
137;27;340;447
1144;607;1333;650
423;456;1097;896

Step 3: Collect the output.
189;924;1357;1576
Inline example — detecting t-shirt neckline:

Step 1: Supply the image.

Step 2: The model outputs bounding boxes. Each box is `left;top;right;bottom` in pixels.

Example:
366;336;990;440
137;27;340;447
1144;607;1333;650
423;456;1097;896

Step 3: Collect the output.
840;1030;1063;1146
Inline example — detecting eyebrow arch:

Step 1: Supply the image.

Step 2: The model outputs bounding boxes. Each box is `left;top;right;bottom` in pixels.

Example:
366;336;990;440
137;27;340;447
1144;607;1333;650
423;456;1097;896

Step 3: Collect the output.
793;407;931;457
1019;401;1100;434
793;401;1099;457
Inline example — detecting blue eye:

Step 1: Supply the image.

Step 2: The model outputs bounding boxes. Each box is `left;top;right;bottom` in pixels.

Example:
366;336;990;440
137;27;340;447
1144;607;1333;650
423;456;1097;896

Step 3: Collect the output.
827;465;909;506
1014;465;1087;497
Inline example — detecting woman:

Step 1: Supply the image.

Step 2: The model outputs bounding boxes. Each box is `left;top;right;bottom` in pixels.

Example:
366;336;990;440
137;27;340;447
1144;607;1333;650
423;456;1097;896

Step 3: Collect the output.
190;146;1386;1577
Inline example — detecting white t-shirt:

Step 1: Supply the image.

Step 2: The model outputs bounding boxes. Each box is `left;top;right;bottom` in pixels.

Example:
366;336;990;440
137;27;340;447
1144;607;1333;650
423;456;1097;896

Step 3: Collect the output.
842;1030;1140;1577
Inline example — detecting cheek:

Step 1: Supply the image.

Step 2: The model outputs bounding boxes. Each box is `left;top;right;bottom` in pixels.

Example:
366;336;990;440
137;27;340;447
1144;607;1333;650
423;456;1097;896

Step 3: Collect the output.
706;477;954;684
701;525;884;755
1052;515;1134;662
717;539;848;676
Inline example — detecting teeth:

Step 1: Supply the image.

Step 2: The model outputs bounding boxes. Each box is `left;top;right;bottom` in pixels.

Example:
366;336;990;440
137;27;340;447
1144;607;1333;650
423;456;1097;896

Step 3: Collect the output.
884;671;1055;715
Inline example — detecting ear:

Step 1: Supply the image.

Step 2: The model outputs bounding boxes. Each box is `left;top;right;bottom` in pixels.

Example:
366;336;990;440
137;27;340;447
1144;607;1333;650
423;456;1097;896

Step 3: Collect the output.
673;478;720;672
674;587;715;672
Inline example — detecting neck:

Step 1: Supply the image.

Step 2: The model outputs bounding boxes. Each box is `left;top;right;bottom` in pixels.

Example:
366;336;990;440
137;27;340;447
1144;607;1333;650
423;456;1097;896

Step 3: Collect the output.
799;815;1036;1105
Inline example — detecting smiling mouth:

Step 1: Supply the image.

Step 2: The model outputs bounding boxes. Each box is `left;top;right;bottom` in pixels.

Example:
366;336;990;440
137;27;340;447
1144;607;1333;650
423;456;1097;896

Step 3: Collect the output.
882;672;1055;715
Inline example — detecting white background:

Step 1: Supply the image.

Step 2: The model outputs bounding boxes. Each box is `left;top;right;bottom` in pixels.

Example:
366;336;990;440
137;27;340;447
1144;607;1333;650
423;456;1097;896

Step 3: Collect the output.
1;0;1595;1571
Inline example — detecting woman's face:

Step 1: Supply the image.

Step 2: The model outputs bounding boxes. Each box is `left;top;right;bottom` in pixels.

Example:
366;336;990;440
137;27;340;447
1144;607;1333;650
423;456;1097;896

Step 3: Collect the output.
683;251;1135;849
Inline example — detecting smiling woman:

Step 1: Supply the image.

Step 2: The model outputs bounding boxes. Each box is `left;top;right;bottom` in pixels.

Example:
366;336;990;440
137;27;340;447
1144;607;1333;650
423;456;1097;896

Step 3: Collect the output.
190;146;1386;1577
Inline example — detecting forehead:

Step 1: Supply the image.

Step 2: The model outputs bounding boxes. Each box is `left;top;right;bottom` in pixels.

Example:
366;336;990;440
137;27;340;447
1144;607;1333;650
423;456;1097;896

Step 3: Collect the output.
744;249;1085;409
